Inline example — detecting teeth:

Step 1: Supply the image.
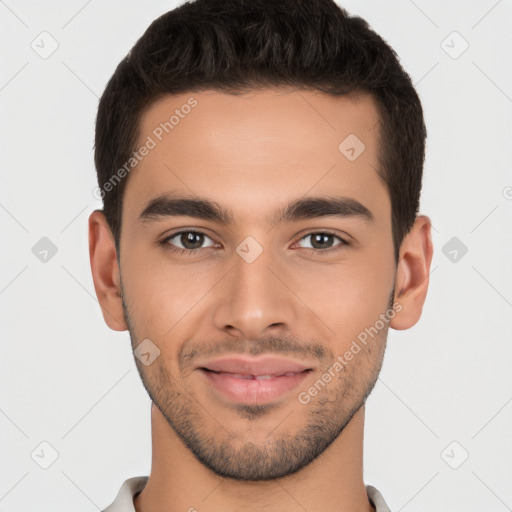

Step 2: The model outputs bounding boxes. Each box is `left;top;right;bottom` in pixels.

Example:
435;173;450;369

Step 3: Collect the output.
218;372;299;379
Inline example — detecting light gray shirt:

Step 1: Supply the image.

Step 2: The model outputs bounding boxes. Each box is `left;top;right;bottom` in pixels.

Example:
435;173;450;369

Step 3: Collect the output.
102;476;391;511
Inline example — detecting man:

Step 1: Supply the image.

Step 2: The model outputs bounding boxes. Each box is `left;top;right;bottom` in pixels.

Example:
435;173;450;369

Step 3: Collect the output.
89;0;433;510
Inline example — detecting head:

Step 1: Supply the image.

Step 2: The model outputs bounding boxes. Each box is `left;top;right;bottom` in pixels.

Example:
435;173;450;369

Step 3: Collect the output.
89;0;432;481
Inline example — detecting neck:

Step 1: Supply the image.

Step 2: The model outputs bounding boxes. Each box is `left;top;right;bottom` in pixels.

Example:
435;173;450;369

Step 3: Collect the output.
134;404;374;512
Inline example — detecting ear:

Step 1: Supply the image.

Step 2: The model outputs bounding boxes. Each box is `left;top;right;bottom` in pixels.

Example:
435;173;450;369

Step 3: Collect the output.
88;210;127;331
390;215;434;330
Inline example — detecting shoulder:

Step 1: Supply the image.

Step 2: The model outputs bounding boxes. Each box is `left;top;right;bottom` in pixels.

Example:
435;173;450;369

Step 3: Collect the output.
366;485;392;512
101;476;149;512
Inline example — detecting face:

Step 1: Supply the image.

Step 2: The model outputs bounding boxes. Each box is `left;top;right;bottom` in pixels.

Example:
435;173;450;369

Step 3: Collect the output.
118;88;397;480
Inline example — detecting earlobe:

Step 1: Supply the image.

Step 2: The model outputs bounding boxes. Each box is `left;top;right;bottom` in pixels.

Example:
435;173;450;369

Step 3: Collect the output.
88;210;127;331
390;215;434;330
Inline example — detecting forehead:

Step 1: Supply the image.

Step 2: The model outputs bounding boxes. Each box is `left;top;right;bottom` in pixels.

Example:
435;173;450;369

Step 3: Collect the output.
123;87;388;227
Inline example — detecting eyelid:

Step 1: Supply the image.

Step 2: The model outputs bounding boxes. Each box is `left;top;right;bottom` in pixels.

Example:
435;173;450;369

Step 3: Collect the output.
293;231;350;250
161;229;217;247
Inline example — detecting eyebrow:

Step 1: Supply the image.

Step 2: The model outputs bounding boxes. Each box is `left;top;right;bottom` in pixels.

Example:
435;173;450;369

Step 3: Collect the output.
138;193;374;225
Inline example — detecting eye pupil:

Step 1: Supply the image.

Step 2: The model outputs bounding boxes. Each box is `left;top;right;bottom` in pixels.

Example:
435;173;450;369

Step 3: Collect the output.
182;232;204;249
311;233;333;249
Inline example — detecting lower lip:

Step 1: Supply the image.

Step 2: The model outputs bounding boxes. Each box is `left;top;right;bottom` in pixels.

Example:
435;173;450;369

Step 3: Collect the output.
200;369;312;405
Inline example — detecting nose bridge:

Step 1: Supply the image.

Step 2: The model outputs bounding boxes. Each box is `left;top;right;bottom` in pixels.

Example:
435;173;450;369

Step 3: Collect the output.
213;240;296;337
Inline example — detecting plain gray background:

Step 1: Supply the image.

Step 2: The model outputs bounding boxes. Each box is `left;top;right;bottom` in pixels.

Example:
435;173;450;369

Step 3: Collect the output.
1;1;511;510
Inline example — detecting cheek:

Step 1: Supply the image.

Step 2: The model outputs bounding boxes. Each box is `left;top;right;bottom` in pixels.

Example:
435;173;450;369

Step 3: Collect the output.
121;248;200;332
295;255;395;343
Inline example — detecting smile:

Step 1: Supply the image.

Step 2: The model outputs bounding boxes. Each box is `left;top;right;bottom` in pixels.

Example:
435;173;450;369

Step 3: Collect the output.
199;368;312;404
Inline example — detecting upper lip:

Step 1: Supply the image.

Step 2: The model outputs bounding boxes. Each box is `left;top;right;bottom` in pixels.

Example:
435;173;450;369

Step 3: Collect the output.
197;356;314;376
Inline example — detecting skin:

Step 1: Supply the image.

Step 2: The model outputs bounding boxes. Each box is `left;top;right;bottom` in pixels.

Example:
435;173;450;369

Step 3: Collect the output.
89;87;433;512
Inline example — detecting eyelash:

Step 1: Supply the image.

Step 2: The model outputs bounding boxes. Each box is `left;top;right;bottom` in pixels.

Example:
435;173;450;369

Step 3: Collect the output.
159;230;350;256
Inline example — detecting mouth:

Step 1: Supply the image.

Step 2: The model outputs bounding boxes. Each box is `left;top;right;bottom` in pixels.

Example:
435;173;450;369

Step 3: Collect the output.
198;367;313;405
200;369;311;380
197;355;314;376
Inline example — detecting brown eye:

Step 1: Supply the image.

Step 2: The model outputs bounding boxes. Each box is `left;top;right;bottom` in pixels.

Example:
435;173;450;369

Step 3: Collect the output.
163;231;216;252
297;232;348;251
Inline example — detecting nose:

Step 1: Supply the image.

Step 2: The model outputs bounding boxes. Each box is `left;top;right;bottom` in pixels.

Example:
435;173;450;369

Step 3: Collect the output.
212;245;298;340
